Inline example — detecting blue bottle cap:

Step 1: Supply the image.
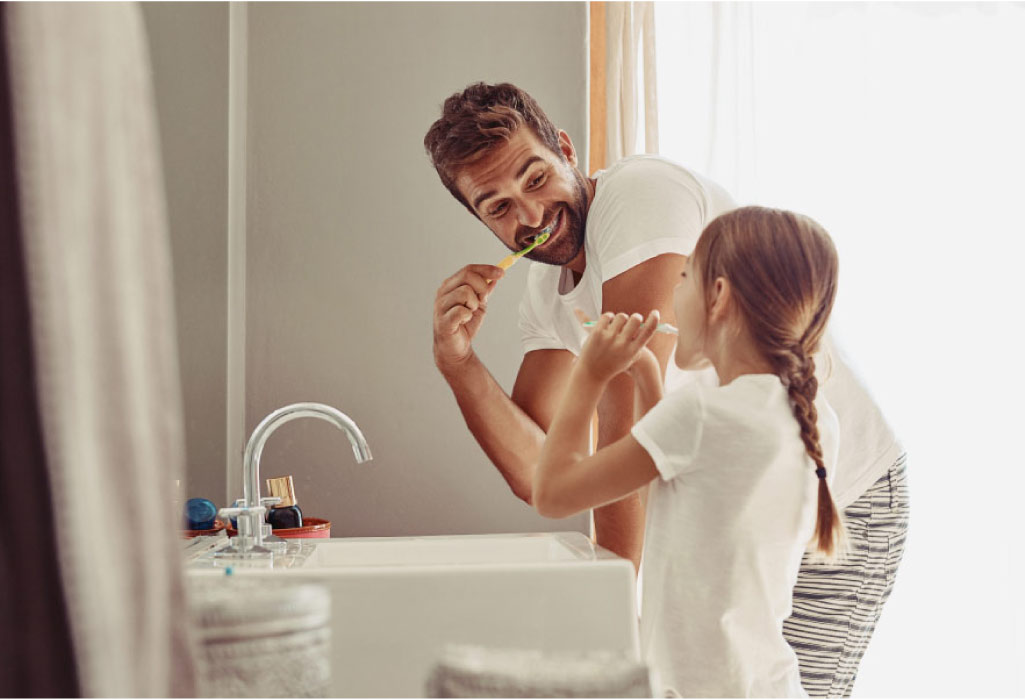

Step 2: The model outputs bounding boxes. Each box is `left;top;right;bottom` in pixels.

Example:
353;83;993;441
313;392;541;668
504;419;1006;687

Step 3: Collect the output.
185;497;217;530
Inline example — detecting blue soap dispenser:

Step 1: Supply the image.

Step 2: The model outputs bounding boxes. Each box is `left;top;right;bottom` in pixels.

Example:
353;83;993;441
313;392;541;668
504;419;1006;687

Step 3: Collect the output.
265;475;303;530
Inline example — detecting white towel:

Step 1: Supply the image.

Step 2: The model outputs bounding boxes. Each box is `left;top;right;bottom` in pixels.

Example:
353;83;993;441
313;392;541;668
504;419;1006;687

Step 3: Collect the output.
189;580;331;698
426;644;653;698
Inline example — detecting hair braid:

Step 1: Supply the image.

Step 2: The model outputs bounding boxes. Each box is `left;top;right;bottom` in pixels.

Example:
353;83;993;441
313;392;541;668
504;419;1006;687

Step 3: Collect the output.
698;206;845;560
776;345;846;559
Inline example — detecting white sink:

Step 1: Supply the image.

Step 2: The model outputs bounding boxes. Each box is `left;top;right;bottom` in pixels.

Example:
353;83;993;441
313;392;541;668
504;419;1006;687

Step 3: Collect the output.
303;531;592;567
187;532;639;697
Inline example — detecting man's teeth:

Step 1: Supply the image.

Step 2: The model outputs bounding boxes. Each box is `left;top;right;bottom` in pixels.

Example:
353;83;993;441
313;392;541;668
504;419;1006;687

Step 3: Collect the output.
539;212;559;237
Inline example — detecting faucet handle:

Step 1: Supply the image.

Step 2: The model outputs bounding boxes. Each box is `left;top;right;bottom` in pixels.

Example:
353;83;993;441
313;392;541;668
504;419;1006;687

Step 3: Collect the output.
217;504;267;523
218;504;266;539
218;505;245;519
227;497;279;509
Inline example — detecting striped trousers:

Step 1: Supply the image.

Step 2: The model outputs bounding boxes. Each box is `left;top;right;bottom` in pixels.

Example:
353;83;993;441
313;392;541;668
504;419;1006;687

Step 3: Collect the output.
783;454;910;697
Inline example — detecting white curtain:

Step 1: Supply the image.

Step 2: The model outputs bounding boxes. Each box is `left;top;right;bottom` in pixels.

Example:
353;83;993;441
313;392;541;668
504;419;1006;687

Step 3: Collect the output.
654;2;755;201
655;3;1025;697
604;1;659;163
5;3;196;695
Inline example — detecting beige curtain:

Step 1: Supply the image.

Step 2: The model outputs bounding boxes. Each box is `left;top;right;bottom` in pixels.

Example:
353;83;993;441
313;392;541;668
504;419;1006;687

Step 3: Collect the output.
597;1;659;169
5;3;196;696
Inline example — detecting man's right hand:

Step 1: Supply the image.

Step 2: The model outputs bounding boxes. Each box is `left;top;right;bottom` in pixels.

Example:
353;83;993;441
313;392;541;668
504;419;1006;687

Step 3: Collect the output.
433;264;505;372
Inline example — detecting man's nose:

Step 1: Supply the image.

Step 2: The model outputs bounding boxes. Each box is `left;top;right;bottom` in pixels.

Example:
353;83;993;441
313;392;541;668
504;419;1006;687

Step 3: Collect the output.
515;199;545;230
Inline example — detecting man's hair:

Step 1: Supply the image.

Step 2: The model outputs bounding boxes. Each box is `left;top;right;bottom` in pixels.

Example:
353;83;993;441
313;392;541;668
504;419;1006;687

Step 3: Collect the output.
423;82;563;213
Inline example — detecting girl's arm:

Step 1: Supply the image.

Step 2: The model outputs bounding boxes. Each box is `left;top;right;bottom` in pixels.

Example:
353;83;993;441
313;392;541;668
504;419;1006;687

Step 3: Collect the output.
627;346;664;515
630;346;664;419
533;312;661;520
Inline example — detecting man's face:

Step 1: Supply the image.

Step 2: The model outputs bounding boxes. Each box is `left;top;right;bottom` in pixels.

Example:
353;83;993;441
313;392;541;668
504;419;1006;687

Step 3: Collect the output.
455;127;591;267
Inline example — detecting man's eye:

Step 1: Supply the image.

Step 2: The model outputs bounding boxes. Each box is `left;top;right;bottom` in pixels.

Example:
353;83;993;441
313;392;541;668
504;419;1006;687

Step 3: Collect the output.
530;173;546;188
490;202;508;217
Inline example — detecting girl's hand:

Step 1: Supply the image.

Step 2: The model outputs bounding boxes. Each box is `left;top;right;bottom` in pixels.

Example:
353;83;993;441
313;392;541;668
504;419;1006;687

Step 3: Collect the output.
627;345;661;381
627;345;664;418
578;310;661;383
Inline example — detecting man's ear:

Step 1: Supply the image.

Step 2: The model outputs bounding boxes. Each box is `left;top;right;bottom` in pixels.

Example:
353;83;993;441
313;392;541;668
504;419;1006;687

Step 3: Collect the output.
558;129;577;167
707;277;732;323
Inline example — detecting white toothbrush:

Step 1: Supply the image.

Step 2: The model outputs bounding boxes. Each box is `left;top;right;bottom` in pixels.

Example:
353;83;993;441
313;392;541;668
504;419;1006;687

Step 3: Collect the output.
574;308;678;335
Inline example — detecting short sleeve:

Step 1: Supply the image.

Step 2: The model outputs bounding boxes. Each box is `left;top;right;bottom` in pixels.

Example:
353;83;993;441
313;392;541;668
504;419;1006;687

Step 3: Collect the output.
589;158;713;283
630;387;706;481
517;286;565;354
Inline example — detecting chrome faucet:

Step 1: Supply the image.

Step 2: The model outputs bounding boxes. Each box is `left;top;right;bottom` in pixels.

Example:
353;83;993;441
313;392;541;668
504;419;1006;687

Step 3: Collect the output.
220;402;372;556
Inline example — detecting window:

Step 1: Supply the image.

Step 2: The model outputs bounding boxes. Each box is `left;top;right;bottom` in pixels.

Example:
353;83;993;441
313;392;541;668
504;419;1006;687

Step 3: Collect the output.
655;3;1025;696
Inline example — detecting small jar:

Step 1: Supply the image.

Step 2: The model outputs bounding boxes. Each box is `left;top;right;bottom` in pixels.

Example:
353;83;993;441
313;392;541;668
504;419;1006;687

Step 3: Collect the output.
265;475;303;529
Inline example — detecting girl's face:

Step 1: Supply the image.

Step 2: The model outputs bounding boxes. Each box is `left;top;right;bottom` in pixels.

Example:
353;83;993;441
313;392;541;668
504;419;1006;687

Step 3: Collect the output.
673;255;709;369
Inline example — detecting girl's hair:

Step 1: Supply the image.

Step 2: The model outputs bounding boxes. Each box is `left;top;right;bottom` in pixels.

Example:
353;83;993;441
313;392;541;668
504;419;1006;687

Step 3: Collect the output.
693;206;845;559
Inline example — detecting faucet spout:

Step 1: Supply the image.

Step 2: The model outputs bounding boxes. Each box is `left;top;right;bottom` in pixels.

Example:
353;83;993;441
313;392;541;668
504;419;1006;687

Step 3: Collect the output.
240;402;372;549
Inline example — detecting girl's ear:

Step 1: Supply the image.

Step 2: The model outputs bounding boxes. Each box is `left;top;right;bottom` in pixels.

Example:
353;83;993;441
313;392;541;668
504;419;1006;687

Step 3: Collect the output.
707;276;732;323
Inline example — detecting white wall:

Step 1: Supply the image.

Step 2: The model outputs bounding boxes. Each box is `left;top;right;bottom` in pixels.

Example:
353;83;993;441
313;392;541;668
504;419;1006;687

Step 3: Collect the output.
147;2;590;536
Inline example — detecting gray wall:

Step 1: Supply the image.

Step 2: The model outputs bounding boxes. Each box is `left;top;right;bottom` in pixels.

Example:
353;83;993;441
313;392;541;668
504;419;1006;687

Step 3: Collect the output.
146;2;589;536
143;3;230;505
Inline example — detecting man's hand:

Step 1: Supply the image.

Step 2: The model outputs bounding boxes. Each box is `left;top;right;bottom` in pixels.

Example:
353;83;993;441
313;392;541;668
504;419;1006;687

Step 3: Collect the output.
433;264;505;371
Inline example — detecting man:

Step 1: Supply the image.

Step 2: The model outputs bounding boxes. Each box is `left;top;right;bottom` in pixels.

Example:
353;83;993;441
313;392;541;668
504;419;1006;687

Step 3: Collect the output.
424;82;908;698
425;83;732;572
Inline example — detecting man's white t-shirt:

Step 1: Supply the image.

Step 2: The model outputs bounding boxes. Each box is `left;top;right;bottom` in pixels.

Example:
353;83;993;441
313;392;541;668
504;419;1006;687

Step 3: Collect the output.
517;154;902;508
631;374;840;697
518;155;735;390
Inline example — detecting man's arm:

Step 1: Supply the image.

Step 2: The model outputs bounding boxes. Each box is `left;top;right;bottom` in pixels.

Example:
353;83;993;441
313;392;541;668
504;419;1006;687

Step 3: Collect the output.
627;347;665;517
433;254;683;571
439;348;575;504
592;253;685;570
434;263;576;504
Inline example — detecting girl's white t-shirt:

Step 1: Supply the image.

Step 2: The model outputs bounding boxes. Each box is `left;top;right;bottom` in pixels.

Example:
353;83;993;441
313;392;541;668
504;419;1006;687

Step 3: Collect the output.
631;374;840;698
518;154;901;509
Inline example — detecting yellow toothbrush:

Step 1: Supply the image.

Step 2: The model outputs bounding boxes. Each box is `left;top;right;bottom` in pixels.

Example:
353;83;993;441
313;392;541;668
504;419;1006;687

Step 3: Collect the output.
496;231;551;271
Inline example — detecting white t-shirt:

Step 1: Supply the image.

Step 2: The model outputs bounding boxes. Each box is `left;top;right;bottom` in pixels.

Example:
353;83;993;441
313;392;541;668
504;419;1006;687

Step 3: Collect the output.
518;155;735;391
631;374;840;698
675;338;900;508
518;154;901;508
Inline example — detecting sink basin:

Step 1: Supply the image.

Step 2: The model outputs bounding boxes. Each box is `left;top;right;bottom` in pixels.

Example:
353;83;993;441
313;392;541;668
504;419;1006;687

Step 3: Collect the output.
187;532;639;697
303;531;594;567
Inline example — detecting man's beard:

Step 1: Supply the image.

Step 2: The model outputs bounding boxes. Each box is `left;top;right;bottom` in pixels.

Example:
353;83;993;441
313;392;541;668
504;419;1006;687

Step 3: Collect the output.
519;169;589;267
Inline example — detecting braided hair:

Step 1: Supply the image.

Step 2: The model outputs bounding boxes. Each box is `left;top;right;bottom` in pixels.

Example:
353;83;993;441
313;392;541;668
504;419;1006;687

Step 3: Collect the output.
694;206;845;559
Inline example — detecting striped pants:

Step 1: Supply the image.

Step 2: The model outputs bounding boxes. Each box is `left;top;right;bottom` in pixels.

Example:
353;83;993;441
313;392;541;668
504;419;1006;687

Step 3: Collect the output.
783;454;910;697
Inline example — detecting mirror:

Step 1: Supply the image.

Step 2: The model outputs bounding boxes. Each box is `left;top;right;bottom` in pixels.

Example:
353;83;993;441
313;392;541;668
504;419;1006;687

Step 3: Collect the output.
143;2;591;536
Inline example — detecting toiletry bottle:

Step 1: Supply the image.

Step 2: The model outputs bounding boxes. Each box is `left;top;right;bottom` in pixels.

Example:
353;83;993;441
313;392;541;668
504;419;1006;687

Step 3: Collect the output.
185;497;218;530
265;475;303;529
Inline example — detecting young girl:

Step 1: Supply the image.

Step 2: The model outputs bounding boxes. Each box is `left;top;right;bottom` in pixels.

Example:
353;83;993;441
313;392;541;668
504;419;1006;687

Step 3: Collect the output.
533;206;844;697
